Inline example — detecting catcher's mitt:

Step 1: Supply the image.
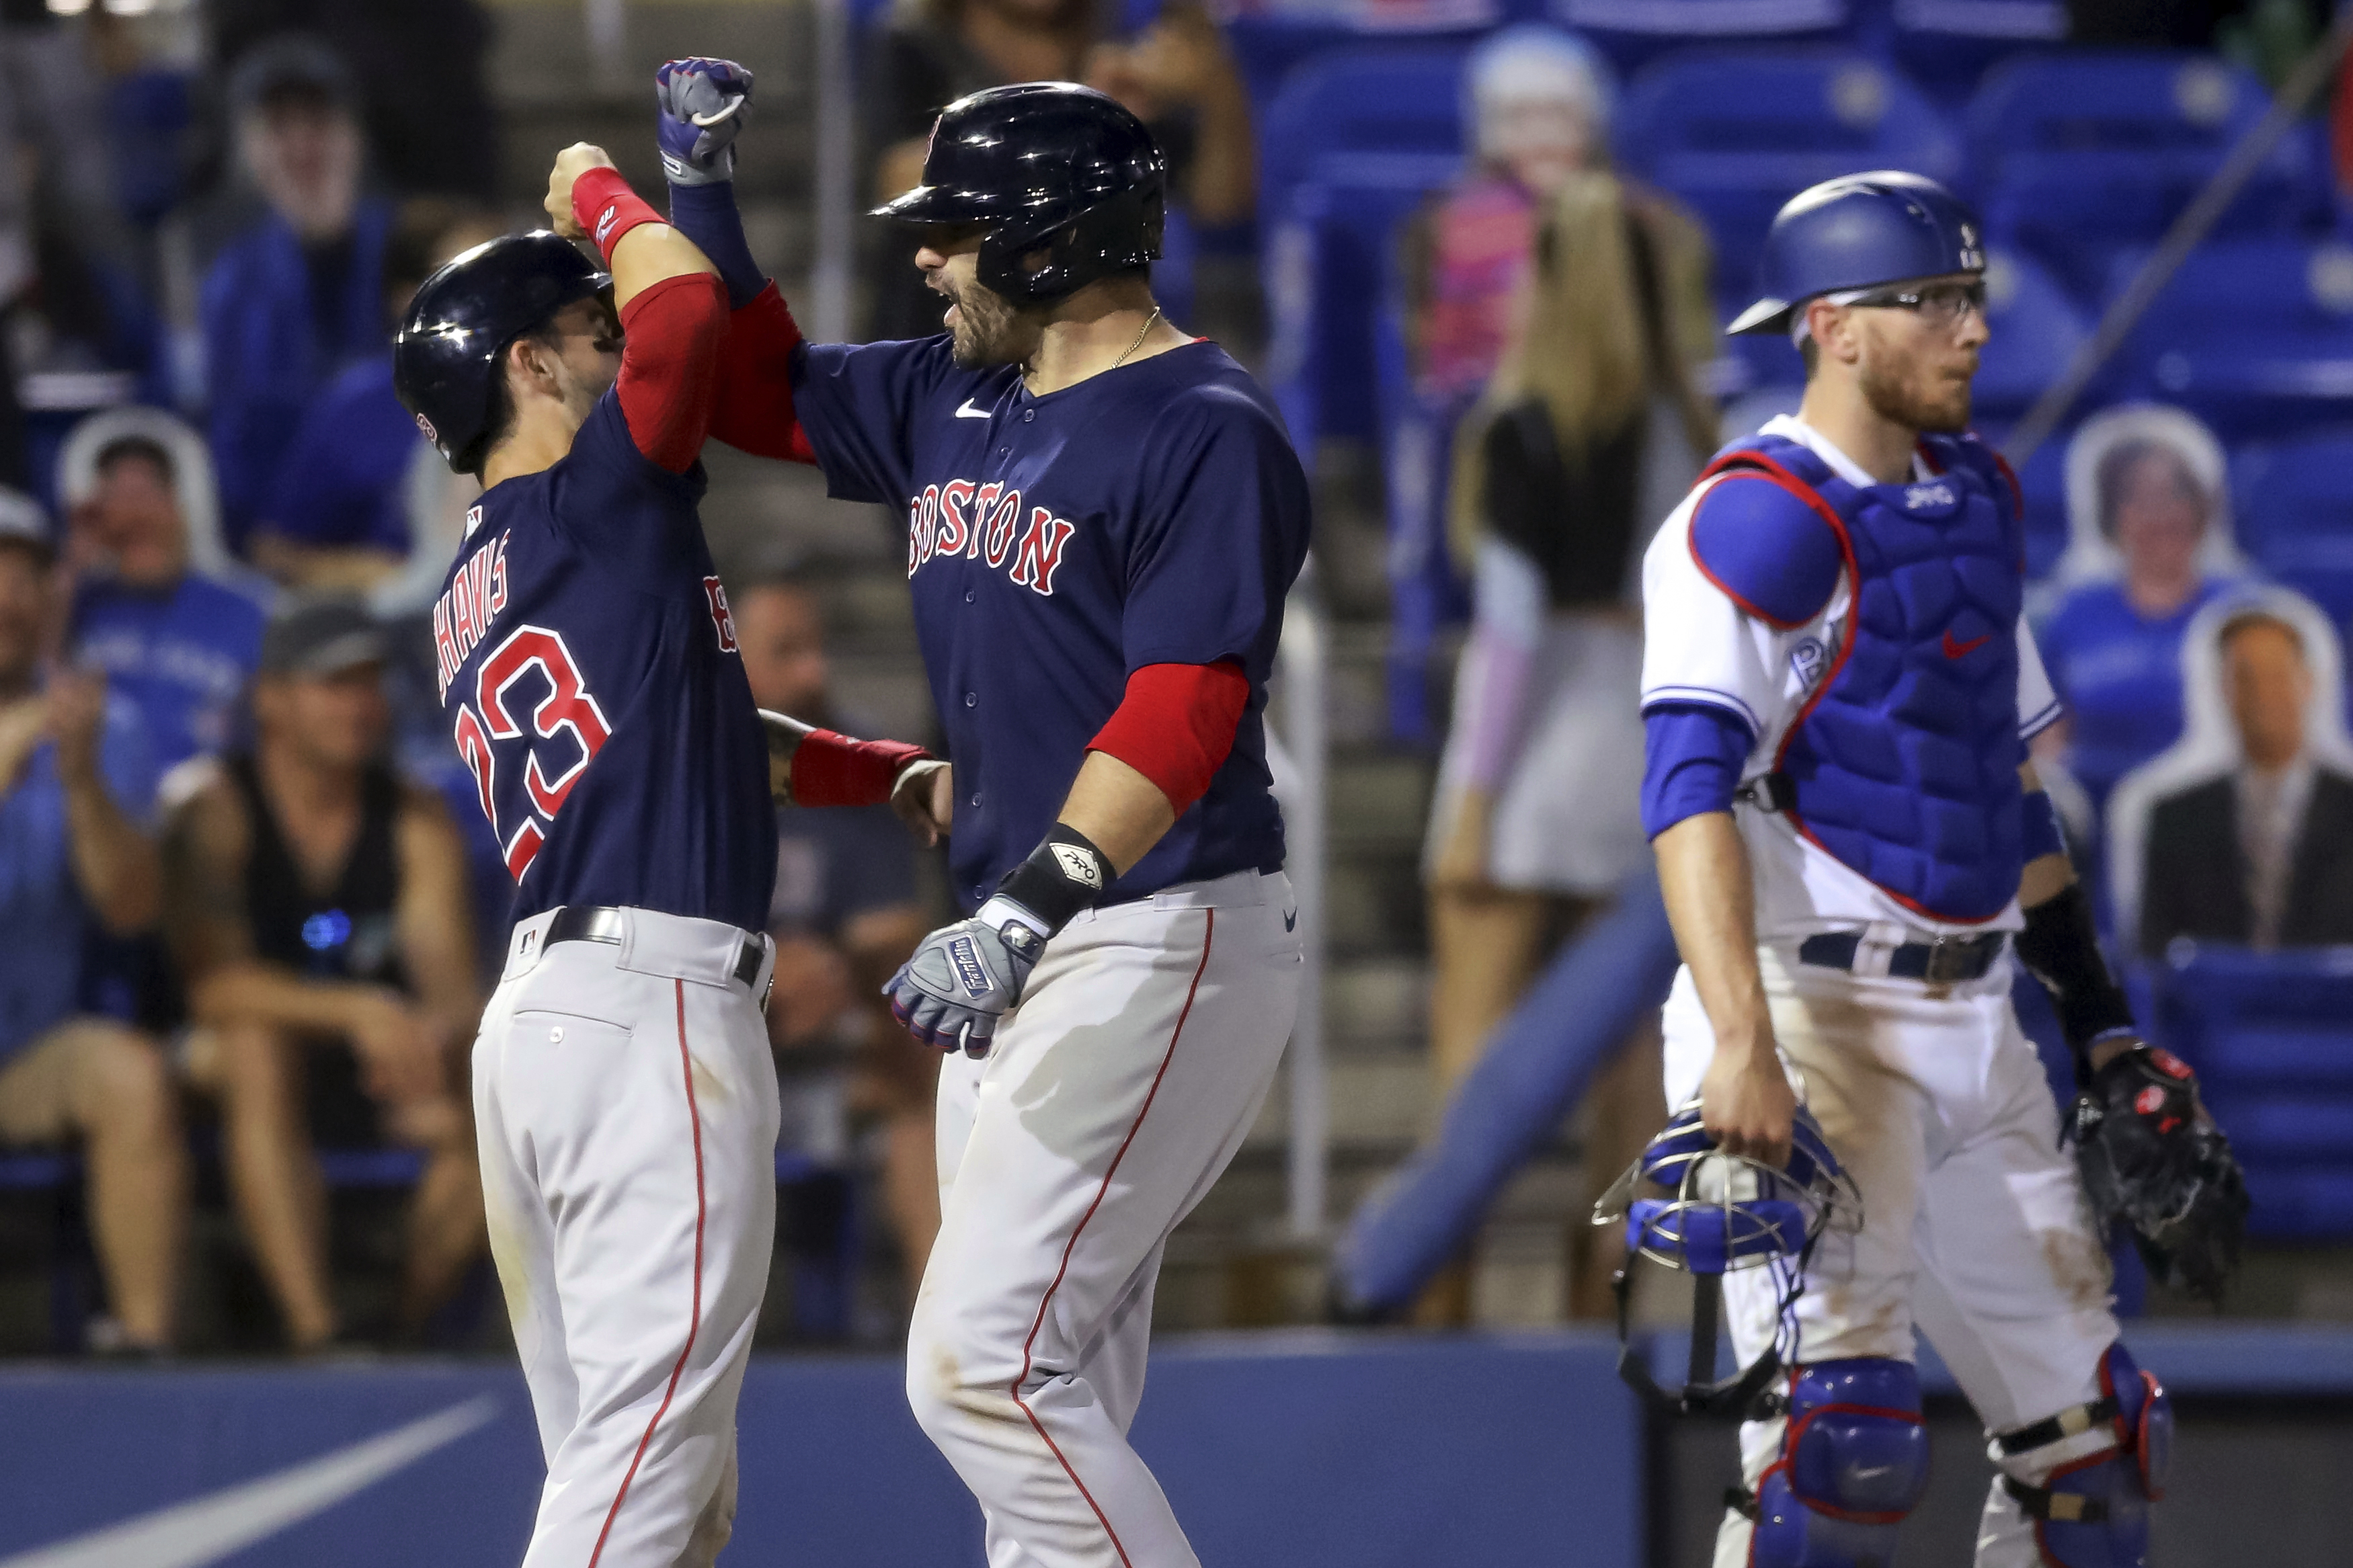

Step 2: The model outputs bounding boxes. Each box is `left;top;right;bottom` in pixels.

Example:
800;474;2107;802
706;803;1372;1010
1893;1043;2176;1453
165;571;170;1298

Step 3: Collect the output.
2070;1045;2249;1303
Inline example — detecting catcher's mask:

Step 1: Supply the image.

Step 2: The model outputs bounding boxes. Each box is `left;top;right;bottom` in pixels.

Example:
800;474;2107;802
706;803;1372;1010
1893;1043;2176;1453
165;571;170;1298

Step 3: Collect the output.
1593;1099;1860;1415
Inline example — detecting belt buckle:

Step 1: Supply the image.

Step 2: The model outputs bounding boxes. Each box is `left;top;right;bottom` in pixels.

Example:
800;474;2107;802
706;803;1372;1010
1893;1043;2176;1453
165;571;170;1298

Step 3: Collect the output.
1921;935;1971;986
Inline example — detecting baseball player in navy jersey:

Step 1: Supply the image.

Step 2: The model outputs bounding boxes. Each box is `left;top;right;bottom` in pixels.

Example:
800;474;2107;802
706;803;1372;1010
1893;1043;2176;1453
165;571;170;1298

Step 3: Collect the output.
1637;172;2244;1567
650;63;1310;1567
393;139;945;1567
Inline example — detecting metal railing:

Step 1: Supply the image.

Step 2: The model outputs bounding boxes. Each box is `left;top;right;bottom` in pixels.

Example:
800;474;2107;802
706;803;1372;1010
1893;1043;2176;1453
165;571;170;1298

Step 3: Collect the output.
1274;563;1330;1242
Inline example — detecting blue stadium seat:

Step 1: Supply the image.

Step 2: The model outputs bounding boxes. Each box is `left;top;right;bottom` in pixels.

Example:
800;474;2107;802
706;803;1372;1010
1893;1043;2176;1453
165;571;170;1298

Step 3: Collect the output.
1548;0;1854;75
1618;50;1963;308
1256;44;1471;243
2141;944;2353;1240
2005;424;2069;580
1966;51;2325;302
1888;0;2068;101
1972;246;2088;421
2229;431;2353;624
1263;151;1463;447
2111;239;2353;443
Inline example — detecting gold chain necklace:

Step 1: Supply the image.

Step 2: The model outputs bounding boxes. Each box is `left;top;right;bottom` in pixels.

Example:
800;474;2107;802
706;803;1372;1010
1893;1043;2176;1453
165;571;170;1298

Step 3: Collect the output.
1111;306;1163;370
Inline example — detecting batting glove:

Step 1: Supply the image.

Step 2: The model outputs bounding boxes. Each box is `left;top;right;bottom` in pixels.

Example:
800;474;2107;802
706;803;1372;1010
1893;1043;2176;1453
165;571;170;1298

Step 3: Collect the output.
656;57;754;184
885;897;1045;1059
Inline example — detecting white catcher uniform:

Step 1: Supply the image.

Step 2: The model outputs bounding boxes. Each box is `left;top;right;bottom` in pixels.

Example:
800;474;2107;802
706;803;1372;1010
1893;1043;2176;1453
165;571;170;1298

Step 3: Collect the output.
1641;416;2132;1567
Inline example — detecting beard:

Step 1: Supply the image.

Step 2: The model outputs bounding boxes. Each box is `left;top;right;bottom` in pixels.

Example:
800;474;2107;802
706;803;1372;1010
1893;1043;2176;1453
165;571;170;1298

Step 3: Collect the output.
942;275;1033;370
1859;350;1975;435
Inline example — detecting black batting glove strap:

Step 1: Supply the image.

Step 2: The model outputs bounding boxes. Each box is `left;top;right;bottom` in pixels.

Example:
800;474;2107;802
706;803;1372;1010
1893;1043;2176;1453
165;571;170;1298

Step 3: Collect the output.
2071;1044;2249;1303
2015;881;2137;1068
993;825;1113;936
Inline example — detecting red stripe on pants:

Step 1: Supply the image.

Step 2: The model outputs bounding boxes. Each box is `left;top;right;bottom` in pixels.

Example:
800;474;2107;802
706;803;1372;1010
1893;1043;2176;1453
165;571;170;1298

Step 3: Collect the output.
1010;908;1216;1568
588;978;709;1567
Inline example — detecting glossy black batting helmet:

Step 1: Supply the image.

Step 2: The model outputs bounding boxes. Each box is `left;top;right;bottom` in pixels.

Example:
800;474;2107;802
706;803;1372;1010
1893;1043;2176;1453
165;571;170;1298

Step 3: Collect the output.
873;82;1165;304
393;231;612;473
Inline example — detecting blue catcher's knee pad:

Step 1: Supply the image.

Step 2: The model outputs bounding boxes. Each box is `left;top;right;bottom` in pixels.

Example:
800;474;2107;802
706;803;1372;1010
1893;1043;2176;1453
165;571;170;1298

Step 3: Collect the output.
1748;1358;1929;1568
2001;1343;2171;1568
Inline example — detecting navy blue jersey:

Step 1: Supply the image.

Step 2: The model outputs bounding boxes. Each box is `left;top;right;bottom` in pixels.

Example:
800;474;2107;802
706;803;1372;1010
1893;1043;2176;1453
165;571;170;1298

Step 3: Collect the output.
790;336;1309;911
432;390;774;933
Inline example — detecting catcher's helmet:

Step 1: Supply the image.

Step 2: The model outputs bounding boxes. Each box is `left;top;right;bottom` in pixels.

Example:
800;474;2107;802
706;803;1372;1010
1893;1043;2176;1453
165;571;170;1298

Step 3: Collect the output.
394;231;612;473
1728;170;1985;337
1594;1099;1859;1415
872;82;1165;304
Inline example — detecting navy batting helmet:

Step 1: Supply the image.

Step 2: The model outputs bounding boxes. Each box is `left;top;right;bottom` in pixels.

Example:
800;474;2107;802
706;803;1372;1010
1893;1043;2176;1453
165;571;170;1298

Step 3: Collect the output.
394;231;612;473
872;83;1164;304
1728;171;1985;337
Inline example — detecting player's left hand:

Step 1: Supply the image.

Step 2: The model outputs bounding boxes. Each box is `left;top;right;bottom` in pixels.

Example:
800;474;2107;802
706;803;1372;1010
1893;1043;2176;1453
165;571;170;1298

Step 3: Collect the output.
2071;1044;2249;1302
656;57;754;185
891;758;953;846
545;142;619;238
885;912;1040;1058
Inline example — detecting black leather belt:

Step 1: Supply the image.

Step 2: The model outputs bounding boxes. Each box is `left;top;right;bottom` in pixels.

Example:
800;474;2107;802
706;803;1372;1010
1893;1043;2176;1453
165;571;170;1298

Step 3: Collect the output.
545;904;766;989
1797;929;2007;985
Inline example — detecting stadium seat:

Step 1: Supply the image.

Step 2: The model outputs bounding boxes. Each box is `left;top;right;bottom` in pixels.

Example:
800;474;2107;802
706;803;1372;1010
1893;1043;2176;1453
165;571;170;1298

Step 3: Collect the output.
2109;238;2353;443
1972;246;2089;421
2229;431;2353;624
1264;151;1462;447
2005;423;2069;581
1548;0;1854;75
1256;44;1471;242
1618;50;1963;308
1966;51;2325;302
1887;0;2067;101
2140;944;2353;1240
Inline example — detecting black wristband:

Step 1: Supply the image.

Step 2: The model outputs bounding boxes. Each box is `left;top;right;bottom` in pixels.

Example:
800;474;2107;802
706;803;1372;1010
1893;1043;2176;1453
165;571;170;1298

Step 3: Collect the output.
992;825;1113;936
2013;881;2137;1062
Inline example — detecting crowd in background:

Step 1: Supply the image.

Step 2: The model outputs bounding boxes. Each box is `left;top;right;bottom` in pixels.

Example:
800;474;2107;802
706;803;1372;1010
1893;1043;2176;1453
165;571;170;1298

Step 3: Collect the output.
0;0;2348;1354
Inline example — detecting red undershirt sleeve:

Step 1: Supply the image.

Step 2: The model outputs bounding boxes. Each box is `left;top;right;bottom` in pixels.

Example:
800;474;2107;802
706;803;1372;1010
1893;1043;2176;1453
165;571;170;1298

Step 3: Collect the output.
791;728;934;808
709;282;817;465
1086;661;1250;815
614;272;728;472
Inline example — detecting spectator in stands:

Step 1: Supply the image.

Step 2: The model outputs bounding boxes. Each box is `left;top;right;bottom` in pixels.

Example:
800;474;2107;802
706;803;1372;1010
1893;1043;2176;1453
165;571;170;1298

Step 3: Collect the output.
63;416;268;774
2136;603;2353;954
1401;26;1614;409
2038;405;2246;809
163;597;480;1350
209;1;501;202
0;505;184;1353
201;38;395;554
1421;150;1717;1319
735;561;941;1288
249;200;501;592
862;0;1253;339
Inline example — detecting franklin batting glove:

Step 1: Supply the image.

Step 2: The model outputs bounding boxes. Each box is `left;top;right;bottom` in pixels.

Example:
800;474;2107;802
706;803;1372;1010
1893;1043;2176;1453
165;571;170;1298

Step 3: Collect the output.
885;899;1045;1059
656;57;754;184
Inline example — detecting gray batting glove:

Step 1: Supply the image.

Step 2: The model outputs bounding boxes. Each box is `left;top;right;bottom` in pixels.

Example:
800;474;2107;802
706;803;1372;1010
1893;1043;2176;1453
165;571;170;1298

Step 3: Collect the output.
655;57;754;184
885;899;1045;1059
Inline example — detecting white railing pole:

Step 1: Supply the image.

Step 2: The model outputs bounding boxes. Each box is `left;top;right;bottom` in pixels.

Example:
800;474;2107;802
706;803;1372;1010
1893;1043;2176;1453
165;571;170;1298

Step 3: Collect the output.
586;0;627;90
809;0;854;343
1279;569;1329;1241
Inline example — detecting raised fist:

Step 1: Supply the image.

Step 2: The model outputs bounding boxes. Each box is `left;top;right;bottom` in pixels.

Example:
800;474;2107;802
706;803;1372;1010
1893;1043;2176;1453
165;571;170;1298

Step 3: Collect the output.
656;57;754;185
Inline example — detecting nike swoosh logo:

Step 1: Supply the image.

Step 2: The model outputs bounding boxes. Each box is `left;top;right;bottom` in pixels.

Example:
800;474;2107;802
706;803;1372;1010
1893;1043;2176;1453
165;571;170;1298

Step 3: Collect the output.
1942;628;1993;659
955;399;990;419
0;1396;498;1568
1283;908;1298;932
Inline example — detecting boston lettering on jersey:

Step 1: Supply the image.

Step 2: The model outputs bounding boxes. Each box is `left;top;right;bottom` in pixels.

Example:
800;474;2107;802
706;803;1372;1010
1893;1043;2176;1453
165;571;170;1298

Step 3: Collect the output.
905;480;1077;595
788;335;1310;910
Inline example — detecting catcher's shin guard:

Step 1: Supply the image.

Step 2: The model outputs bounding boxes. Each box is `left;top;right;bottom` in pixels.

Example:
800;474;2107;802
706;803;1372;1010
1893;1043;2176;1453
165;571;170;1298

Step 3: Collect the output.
1741;1358;1929;1568
1995;1343;2170;1567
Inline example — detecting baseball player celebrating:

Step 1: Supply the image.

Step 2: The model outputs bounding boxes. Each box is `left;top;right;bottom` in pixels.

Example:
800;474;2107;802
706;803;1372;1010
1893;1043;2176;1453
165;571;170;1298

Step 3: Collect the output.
652;63;1310;1567
1638;172;2244;1567
395;147;940;1565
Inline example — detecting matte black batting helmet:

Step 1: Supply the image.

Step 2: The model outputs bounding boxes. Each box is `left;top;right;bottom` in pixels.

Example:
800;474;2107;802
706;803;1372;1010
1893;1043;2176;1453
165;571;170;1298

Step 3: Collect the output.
872;82;1165;304
393;231;612;473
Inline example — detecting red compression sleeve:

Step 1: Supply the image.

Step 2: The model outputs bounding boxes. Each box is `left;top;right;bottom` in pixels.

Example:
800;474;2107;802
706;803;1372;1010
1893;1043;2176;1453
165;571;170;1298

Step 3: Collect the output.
1087;661;1250;815
710;282;817;464
791;729;934;808
571;166;664;263
615;273;728;472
